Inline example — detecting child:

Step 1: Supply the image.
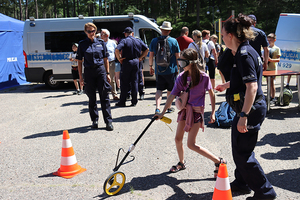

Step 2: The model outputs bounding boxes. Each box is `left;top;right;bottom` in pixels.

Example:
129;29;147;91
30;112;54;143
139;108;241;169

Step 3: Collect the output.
154;48;225;178
69;43;83;95
267;33;281;103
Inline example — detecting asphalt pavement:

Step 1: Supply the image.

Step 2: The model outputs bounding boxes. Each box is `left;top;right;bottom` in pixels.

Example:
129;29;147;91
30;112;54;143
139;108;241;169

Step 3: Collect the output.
0;76;299;200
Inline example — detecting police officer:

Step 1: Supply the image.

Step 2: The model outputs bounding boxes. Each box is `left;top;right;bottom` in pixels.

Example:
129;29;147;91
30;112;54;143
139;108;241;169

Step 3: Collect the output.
248;14;269;71
115;27;149;107
216;14;277;200
77;22;113;131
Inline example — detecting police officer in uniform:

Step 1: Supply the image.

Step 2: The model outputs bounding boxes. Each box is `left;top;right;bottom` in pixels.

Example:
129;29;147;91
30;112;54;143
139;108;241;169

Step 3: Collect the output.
216;14;277;200
77;22;113;131
115;27;149;107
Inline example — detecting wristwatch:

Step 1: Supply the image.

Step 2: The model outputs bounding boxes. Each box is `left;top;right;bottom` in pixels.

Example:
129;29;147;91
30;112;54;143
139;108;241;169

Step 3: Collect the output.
240;112;249;118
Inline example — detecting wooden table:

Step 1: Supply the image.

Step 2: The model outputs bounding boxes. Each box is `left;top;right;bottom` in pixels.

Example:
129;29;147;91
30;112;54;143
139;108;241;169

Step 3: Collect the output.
263;70;300;112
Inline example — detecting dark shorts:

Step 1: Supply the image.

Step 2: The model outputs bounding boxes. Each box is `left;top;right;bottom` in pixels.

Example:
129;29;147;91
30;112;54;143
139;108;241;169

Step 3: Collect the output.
156;73;176;91
207;58;216;79
72;68;79;80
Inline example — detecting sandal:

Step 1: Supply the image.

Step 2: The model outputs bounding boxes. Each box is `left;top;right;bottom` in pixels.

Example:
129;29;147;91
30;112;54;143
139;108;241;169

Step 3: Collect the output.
214;158;226;178
169;161;186;173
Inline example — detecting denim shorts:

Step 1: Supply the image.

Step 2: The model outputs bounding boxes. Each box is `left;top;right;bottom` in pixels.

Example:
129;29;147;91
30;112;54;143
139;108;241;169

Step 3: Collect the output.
115;62;121;72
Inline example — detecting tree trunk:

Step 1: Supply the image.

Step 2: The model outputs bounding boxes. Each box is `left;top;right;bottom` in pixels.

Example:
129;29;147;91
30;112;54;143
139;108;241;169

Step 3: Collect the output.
196;0;199;27
105;0;107;15
25;0;28;20
73;0;76;16
19;0;23;20
35;0;38;19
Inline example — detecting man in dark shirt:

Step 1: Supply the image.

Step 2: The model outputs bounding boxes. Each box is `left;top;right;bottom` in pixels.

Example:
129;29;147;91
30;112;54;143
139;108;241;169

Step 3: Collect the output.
115;27;149;107
248;14;269;70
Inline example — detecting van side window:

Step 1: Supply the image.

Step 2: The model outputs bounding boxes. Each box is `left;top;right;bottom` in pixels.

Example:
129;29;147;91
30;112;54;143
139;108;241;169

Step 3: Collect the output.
45;31;86;52
139;29;160;46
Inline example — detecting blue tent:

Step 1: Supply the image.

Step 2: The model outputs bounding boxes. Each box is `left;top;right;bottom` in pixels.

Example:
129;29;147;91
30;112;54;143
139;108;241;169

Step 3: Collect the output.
0;13;27;90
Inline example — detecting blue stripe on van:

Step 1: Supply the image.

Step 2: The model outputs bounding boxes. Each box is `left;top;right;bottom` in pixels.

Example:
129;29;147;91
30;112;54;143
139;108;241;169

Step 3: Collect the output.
27;53;70;61
281;50;300;61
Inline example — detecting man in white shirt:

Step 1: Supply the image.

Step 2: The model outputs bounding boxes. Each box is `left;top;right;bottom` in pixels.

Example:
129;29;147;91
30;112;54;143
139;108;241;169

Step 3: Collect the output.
202;30;218;89
100;29;119;100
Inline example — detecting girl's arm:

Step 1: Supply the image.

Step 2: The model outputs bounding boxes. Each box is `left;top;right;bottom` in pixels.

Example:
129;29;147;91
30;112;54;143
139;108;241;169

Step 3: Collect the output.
208;89;216;124
154;94;176;119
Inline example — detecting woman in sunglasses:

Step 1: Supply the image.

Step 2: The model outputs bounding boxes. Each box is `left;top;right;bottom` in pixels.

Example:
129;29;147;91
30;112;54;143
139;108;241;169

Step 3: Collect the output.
155;48;225;177
77;22;114;131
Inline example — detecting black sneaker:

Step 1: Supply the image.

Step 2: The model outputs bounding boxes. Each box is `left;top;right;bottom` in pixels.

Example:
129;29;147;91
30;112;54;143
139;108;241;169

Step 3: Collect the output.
92;121;98;129
106;122;114;131
230;181;251;194
246;196;276;200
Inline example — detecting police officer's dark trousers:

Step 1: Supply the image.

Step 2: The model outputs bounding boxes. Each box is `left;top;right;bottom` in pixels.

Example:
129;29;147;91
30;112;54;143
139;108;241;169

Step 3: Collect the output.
231;99;276;199
84;66;112;124
119;59;139;105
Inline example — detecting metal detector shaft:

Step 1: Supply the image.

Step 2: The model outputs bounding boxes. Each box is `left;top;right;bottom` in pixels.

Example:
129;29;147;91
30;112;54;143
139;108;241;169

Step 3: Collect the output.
113;116;158;171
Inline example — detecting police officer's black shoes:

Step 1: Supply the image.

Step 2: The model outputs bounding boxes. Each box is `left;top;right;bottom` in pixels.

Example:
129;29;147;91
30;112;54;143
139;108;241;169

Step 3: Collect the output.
230;180;251;194
92;121;98;129
246;196;276;200
115;102;126;107
106;122;114;131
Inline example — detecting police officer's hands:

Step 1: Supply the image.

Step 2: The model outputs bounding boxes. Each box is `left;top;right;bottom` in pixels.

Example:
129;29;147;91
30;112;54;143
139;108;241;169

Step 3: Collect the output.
79;78;84;86
150;67;154;75
215;84;226;92
119;57;125;64
106;74;111;83
237;117;248;133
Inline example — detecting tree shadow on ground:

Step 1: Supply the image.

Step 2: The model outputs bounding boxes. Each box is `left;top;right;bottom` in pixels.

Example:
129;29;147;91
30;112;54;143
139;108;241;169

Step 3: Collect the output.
256;131;300;193
95;172;215;200
257;132;300;160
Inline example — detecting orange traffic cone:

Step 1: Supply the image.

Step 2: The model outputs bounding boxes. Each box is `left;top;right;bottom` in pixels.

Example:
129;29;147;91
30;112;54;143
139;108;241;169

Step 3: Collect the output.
53;130;86;179
212;163;232;200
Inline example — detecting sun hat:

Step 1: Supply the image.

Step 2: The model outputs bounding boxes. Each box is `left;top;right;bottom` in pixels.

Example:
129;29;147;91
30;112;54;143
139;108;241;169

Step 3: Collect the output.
160;21;173;30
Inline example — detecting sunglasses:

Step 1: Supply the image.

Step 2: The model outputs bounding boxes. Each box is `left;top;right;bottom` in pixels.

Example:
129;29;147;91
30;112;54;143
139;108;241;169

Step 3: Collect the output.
177;59;191;68
86;30;96;34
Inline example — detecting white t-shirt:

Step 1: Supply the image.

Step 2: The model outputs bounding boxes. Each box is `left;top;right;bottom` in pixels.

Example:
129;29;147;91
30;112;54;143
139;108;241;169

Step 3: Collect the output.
188;42;209;61
203;39;216;60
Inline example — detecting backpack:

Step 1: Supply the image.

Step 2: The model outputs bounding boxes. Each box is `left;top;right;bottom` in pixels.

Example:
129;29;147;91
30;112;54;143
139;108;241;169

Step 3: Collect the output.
215;102;236;127
276;88;293;106
155;36;171;69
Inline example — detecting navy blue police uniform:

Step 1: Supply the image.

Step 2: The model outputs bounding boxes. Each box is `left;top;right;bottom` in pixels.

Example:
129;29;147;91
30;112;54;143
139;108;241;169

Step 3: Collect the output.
77;37;112;125
228;41;277;199
116;35;148;106
249;26;268;57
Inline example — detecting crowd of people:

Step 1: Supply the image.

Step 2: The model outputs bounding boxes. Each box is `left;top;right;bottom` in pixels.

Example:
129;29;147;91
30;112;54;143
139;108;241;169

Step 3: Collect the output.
69;13;281;199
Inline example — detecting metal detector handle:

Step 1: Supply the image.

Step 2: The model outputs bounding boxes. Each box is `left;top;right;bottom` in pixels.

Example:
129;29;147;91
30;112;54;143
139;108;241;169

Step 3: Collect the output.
113;117;157;172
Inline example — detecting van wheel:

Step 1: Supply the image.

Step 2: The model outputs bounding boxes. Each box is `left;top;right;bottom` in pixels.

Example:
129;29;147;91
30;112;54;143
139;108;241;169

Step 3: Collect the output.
44;72;62;89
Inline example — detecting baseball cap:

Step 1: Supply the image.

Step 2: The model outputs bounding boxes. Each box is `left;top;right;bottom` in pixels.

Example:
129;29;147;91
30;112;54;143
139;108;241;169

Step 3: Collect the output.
123;27;133;33
248;14;257;22
73;43;78;47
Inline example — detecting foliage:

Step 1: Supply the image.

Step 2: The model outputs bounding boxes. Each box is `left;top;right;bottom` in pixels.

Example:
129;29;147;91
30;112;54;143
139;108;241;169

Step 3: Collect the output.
1;0;300;37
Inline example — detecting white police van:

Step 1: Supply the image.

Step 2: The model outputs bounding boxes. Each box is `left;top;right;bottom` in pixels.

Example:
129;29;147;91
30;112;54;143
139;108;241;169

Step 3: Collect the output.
275;13;300;71
23;14;161;88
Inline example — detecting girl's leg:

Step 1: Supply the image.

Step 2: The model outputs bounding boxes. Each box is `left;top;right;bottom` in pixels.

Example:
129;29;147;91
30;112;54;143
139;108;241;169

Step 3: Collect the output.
187;122;219;164
175;120;186;164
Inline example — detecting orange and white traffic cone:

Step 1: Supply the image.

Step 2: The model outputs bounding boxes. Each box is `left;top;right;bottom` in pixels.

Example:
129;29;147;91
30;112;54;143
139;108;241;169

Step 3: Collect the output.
53;130;86;179
212;163;232;200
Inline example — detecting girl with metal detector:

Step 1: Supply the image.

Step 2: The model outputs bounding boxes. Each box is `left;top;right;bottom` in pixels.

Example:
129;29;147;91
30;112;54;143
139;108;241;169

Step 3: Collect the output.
155;48;225;178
